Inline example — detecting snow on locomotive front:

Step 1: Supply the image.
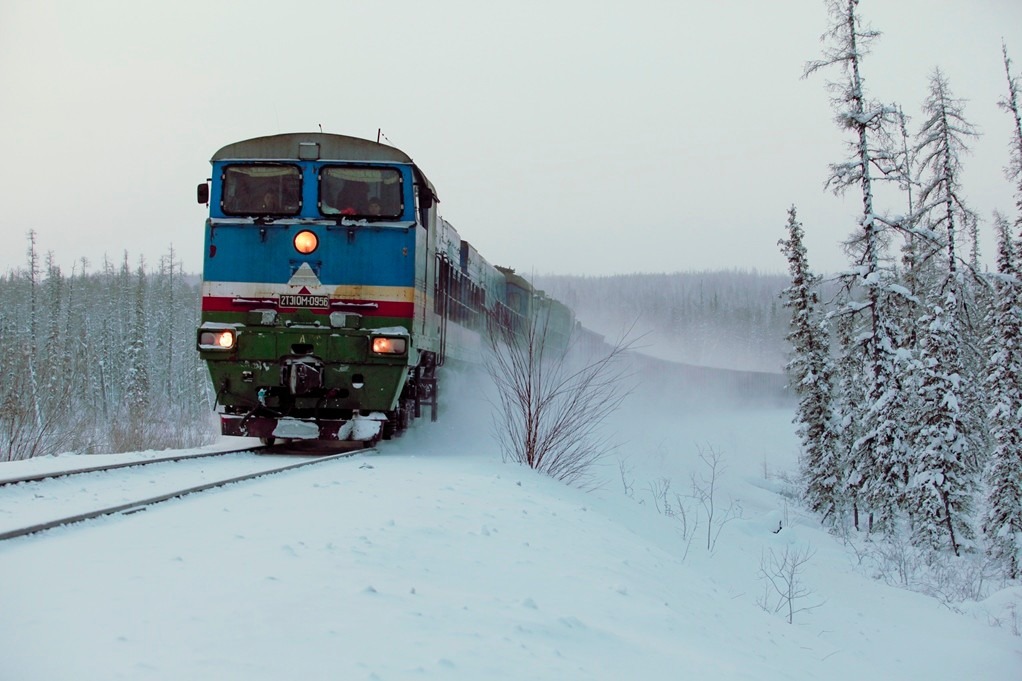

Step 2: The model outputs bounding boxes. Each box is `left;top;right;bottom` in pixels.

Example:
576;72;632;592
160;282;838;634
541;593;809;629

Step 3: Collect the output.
196;133;442;443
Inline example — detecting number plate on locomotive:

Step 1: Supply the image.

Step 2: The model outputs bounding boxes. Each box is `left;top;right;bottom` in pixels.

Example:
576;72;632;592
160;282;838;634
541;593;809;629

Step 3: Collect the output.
278;294;329;308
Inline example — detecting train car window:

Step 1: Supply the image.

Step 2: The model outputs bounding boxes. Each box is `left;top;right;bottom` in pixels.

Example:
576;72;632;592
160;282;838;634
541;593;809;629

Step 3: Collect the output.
221;165;301;216
320;166;403;219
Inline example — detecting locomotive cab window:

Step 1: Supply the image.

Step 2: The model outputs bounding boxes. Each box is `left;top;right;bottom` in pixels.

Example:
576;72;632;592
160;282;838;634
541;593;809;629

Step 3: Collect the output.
222;165;301;216
320;166;403;219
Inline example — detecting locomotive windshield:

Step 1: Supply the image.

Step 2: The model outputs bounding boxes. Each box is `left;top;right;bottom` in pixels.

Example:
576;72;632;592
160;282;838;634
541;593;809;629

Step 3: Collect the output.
320;166;403;219
222;165;301;216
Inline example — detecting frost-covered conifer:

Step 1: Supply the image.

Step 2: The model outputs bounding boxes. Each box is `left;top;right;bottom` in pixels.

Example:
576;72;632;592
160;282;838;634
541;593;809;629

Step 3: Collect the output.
908;286;975;554
804;0;909;533
829;303;865;526
905;69;981;554
850;288;913;533
983;213;1022;575
779;207;839;521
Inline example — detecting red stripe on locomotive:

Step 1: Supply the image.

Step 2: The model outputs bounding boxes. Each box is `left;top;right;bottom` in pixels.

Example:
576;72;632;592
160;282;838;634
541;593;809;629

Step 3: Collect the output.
200;296;414;318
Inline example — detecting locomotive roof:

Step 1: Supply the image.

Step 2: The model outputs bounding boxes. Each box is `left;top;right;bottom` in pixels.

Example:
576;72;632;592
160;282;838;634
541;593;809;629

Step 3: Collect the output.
211;133;437;197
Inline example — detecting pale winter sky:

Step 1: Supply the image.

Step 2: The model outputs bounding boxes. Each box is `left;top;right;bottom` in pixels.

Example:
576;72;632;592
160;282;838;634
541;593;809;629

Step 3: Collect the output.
1;0;1020;277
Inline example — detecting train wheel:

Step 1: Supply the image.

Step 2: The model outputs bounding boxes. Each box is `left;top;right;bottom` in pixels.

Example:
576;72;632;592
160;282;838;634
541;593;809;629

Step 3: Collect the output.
382;401;412;440
260;437;277;446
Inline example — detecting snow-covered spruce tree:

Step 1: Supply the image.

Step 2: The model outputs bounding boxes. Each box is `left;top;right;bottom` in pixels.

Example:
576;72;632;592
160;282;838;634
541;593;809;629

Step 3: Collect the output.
905;68;981;555
983;215;1022;577
909;290;974;554
804;0;910;533
828;301;866;526
854;290;914;533
779;206;840;522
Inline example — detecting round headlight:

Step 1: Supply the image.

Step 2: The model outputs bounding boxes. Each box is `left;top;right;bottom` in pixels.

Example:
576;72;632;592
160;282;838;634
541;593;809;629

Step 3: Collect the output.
294;230;318;254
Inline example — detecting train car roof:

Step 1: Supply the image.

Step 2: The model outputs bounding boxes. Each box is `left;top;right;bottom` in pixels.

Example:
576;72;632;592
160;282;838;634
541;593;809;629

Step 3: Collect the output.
211;132;437;197
496;266;534;293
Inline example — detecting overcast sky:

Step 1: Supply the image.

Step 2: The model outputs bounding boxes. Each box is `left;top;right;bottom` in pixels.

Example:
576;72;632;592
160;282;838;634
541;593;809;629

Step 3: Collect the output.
1;0;1020;277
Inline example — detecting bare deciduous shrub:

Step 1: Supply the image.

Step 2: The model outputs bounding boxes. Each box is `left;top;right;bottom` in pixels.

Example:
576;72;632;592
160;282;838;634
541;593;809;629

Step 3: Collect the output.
618;458;635;498
485;309;633;487
757;544;822;624
691;445;742;552
839;528;1003;608
646;477;672;515
641;445;744;559
642;474;698;561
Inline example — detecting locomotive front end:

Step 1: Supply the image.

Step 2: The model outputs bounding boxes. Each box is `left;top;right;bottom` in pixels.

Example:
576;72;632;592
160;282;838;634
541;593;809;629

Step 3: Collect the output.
197;134;436;444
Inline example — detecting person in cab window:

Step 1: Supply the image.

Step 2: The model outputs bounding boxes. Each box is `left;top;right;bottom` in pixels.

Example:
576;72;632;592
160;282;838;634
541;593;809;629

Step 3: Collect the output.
259;191;278;212
368;198;382;216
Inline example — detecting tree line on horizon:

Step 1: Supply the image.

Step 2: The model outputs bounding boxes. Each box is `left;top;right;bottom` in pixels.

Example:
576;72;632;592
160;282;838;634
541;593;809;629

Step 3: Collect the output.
782;0;1022;581
536;269;792;373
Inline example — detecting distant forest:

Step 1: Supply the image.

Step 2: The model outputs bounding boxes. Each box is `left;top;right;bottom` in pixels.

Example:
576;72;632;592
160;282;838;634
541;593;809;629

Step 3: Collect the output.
0;238;213;461
535;271;791;373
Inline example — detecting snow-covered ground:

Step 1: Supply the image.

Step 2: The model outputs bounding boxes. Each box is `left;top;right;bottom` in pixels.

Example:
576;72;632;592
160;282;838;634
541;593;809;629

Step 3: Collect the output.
0;367;1019;680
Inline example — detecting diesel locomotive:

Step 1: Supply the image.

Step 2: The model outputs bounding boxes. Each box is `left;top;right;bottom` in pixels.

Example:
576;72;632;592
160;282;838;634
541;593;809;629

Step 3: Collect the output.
196;132;576;444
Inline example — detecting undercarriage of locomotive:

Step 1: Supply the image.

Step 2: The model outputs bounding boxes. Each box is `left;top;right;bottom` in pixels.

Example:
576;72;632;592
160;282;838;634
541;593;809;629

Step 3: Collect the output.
211;353;438;446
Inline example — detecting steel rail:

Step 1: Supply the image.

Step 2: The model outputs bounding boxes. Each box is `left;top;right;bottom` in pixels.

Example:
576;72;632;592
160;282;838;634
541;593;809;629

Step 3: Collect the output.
0;447;370;542
0;447;267;487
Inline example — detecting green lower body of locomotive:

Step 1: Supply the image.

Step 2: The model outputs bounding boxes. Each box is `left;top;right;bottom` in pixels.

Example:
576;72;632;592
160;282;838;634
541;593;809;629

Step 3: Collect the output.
198;313;417;440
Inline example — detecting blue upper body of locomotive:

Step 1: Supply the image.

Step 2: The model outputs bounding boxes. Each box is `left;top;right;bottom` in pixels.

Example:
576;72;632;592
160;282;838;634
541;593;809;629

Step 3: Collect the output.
202;133;428;291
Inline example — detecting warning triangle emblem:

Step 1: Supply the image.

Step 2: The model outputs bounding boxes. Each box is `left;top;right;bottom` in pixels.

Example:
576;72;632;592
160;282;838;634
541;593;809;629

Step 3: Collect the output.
287;263;321;289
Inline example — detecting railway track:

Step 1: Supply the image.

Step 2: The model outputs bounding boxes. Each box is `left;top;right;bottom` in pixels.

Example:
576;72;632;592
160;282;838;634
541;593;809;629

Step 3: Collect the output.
0;446;267;486
0;444;370;542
